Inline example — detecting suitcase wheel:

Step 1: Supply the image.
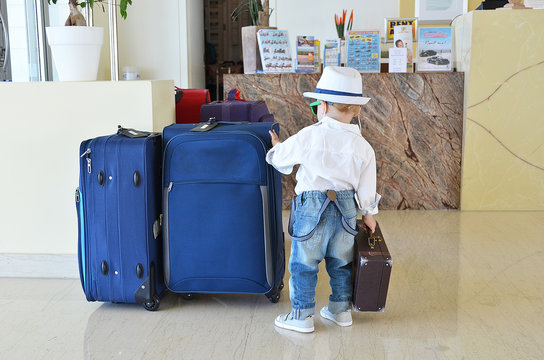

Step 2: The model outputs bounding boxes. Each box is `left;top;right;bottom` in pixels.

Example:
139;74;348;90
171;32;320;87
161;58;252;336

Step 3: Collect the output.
181;293;195;301
278;280;284;291
143;295;160;311
266;292;280;303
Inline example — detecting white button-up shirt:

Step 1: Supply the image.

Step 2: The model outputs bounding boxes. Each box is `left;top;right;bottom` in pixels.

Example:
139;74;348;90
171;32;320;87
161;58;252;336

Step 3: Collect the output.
266;116;381;215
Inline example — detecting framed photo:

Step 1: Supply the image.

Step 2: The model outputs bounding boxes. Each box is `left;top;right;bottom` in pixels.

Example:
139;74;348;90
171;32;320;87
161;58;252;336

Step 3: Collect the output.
384;18;417;43
415;0;467;22
416;26;453;72
346;30;381;73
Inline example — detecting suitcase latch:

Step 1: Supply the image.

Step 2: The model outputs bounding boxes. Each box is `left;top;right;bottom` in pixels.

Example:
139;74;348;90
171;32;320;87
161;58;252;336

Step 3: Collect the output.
368;232;382;250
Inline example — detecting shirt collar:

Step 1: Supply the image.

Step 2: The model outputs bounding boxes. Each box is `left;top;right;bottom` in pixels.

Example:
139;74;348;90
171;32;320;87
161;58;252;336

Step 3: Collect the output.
319;116;361;135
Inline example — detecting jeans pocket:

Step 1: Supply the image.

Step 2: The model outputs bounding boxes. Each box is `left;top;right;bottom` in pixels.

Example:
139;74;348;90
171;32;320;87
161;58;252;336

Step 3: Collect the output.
293;209;320;239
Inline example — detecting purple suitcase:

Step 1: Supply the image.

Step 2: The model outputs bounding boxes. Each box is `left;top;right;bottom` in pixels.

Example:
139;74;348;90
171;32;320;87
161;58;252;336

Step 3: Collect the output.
200;88;274;123
352;221;392;312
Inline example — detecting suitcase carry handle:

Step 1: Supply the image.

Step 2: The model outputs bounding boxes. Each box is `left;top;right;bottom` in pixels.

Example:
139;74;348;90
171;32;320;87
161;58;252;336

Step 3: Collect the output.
117;125;159;138
366;229;382;250
227;88;246;101
356;222;382;249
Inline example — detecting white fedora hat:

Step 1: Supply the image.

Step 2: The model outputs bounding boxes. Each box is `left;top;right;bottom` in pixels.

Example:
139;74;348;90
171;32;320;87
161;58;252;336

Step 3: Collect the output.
303;66;371;105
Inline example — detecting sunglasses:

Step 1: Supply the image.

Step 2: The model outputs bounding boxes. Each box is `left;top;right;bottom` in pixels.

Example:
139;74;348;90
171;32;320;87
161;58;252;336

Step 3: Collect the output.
310;100;333;116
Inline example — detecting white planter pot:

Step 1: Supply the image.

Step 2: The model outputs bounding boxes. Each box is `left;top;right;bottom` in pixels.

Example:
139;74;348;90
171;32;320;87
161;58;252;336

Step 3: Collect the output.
46;26;104;81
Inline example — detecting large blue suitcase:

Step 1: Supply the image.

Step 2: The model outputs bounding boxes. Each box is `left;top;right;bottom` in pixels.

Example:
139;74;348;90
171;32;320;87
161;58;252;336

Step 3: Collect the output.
162;121;285;302
76;127;165;310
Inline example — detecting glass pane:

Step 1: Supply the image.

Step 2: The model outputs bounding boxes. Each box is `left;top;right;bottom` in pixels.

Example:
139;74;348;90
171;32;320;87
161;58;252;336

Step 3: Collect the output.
3;0;41;81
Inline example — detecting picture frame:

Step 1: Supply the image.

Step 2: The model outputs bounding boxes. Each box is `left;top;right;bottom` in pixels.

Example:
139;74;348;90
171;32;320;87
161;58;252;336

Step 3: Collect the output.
384;18;418;43
415;0;468;22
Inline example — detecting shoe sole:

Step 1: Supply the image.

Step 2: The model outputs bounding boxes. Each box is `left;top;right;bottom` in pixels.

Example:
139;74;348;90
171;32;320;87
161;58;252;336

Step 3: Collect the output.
320;308;353;327
274;319;315;333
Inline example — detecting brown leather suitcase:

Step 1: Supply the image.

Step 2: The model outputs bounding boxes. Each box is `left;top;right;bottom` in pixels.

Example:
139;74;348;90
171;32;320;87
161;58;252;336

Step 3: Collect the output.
352;221;392;312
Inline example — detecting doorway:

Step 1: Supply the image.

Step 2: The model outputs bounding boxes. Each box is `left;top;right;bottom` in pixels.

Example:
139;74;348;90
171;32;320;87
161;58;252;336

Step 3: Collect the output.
204;0;251;101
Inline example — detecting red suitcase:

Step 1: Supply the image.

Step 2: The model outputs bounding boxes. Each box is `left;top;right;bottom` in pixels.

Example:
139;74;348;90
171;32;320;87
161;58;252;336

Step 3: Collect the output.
352;221;392;312
175;88;211;124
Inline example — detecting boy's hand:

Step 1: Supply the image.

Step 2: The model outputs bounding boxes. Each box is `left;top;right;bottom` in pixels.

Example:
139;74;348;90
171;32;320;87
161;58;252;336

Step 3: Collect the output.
269;130;280;146
363;215;376;234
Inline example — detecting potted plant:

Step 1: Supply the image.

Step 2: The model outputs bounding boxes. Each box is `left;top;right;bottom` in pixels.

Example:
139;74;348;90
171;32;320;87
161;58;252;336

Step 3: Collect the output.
334;9;353;66
231;0;274;74
46;0;132;81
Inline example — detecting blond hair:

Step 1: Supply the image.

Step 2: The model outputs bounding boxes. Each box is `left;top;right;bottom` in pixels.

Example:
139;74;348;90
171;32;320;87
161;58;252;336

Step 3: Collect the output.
330;103;361;114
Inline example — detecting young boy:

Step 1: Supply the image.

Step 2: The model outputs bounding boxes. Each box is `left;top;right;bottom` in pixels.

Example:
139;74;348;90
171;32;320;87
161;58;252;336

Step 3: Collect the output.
266;66;381;333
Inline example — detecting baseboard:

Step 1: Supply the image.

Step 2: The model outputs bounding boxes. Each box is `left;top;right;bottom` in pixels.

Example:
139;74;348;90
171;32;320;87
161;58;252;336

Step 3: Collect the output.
0;254;79;278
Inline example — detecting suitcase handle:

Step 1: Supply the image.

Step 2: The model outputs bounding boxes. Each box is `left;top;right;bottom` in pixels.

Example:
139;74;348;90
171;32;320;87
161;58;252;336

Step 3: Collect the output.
117;125;159;138
365;228;382;250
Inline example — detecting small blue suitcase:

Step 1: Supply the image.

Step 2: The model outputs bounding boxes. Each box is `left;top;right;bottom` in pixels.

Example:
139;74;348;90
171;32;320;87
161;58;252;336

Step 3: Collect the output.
162;121;285;302
76;127;165;310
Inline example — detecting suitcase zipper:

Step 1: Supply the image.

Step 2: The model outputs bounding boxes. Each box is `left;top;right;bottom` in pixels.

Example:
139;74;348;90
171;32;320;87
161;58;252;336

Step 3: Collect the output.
80;148;92;174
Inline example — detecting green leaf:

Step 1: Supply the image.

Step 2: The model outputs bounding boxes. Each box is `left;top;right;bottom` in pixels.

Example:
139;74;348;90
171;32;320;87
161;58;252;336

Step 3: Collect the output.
120;0;130;19
80;2;86;8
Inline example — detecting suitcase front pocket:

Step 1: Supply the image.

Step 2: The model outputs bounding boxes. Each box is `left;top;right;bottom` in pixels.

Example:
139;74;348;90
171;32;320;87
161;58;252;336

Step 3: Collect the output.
165;181;272;294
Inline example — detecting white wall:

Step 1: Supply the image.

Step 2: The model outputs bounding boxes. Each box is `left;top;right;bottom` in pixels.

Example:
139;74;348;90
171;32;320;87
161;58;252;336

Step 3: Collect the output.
0;81;174;256
271;0;399;50
93;0;204;88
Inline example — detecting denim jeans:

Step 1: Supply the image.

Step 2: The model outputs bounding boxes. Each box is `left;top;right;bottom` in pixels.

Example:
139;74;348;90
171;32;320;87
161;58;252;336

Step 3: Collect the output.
288;190;357;320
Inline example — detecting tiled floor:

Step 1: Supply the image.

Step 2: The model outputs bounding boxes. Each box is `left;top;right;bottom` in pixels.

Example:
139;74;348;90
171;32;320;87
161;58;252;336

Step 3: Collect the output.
1;211;543;359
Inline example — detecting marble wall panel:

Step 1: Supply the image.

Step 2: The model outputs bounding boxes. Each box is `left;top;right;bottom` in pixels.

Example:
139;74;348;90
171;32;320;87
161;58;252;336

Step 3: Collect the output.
456;11;544;211
225;73;464;210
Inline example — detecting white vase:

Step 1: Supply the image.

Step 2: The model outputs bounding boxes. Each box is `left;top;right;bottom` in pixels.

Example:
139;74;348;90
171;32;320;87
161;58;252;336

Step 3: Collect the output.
46;26;104;81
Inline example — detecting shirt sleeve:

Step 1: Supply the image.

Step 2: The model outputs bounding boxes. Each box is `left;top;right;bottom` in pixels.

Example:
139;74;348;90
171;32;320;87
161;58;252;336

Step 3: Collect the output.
355;148;381;216
265;132;302;175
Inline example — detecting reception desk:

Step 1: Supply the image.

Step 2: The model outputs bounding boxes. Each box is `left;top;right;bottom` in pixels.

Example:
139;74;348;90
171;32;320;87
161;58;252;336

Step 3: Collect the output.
0;80;174;259
453;10;544;211
225;73;465;210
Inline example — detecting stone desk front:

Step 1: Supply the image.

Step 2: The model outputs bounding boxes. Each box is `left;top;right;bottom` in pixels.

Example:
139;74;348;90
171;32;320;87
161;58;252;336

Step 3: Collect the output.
225;73;464;210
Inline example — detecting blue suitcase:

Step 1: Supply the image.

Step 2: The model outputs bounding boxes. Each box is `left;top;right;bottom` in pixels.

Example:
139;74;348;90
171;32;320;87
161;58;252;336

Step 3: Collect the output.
76;127;165;310
162;121;285;302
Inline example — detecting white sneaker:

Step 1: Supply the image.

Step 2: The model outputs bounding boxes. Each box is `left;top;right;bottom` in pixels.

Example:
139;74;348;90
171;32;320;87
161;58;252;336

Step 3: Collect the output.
320;306;352;327
274;313;315;333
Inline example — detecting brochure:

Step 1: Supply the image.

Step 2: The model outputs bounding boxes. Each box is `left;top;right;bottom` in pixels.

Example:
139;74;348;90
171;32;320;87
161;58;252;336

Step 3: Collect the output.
416;26;452;72
296;36;316;73
314;40;321;73
393;25;414;72
257;29;294;74
324;39;340;68
346;30;381;73
389;48;407;73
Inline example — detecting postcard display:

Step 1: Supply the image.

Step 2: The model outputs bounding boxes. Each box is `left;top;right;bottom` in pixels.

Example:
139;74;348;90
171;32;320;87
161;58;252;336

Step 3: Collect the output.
324;40;341;68
416;26;452;72
346;30;381;73
296;36;316;73
257;29;294;74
